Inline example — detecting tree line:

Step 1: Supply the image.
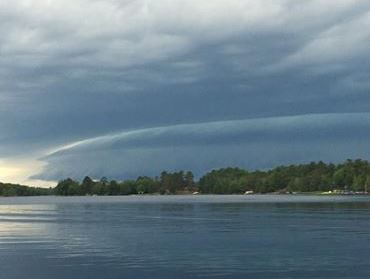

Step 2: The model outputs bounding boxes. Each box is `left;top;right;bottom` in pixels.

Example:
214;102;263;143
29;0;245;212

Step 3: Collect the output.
1;159;370;196
199;159;370;194
0;182;50;197
54;171;196;196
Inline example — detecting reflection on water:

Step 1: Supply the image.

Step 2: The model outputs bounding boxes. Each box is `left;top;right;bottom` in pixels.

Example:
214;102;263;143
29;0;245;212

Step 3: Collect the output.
0;205;56;248
1;195;370;279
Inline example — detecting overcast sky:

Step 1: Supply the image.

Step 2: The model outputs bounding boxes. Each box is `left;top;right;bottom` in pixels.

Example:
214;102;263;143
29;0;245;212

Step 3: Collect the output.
1;0;370;186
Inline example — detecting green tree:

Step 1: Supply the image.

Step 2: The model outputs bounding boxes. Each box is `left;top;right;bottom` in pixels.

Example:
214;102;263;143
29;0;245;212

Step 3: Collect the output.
81;176;94;195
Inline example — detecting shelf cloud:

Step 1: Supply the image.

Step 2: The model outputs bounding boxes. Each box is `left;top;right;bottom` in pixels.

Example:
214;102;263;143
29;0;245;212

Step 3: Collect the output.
1;1;370;184
34;113;370;180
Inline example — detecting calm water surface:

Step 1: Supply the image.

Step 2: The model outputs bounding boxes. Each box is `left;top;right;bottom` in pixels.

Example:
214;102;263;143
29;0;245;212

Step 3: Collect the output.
1;195;370;279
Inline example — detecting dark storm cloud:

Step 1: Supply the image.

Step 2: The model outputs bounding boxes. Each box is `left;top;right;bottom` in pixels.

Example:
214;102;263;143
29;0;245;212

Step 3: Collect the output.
35;113;370;180
1;1;370;182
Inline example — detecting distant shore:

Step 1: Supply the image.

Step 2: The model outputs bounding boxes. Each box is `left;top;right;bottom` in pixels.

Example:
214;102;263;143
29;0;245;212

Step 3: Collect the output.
1;159;370;197
0;191;369;198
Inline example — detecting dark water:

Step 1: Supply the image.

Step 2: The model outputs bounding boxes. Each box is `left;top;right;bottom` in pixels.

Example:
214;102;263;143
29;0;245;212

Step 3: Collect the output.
1;195;370;279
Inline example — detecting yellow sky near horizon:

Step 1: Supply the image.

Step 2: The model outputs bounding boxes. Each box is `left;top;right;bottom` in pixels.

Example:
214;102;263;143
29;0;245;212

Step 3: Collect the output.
0;158;56;188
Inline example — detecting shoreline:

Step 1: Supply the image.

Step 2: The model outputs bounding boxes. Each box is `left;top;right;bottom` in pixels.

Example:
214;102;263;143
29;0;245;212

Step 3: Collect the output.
1;192;369;198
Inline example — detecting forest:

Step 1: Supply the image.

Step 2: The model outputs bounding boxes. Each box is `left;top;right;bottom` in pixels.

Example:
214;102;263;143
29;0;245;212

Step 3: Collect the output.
1;159;370;196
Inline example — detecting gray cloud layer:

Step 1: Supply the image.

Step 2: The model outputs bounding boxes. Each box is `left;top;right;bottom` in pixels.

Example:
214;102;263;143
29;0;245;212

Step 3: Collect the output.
35;113;370;180
1;1;370;181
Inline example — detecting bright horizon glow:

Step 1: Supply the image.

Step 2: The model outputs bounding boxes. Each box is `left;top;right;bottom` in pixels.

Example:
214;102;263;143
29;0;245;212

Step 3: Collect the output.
0;158;55;188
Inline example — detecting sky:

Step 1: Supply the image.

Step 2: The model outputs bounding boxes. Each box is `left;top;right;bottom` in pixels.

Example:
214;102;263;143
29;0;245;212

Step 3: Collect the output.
1;0;370;186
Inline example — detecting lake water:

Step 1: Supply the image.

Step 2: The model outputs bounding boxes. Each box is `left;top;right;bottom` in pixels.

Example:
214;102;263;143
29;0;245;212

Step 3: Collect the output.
1;195;370;279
